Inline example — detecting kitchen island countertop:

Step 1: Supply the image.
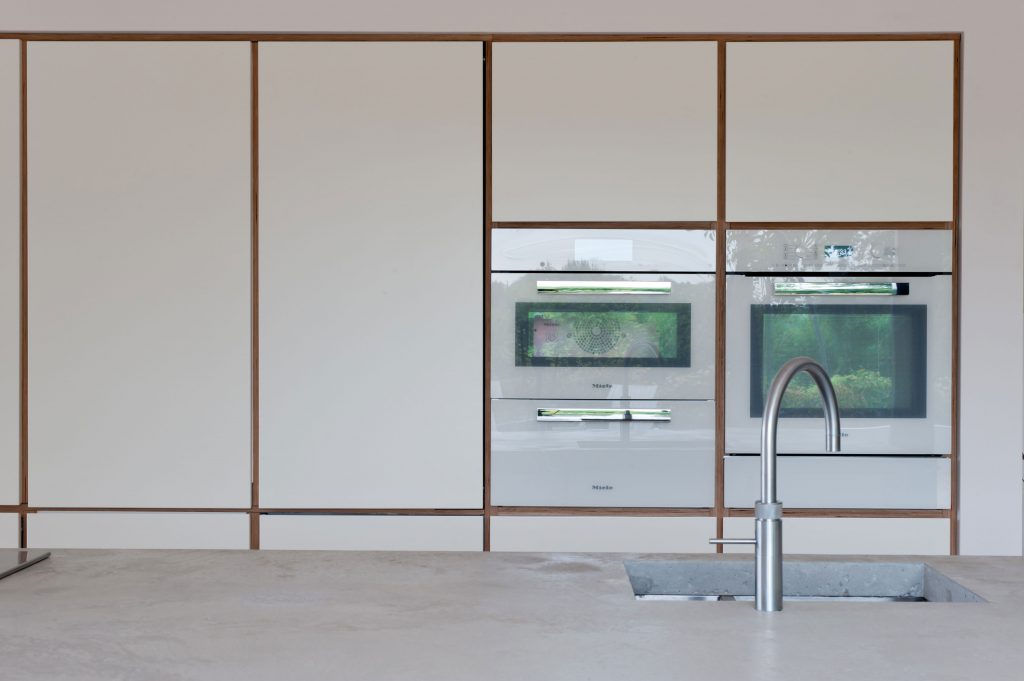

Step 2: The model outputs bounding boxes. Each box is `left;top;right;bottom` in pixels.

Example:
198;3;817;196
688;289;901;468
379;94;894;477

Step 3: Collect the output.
1;549;1022;680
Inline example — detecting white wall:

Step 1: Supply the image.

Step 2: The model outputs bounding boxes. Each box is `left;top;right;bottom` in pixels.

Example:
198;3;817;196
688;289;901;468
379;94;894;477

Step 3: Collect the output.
3;0;1021;554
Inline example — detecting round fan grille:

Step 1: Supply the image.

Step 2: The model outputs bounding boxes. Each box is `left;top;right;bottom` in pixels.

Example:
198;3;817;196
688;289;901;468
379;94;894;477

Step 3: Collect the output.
572;317;623;355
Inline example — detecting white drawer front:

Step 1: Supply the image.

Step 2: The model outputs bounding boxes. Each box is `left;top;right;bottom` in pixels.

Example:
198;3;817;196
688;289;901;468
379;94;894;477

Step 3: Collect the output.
260;515;482;552
723;517;950;555
492;399;714;507
28;512;249;549
724;455;950;509
491;516;716;553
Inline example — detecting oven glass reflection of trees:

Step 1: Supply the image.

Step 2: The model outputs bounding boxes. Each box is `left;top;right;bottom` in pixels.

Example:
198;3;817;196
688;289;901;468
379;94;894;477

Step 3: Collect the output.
515;303;691;367
750;305;927;418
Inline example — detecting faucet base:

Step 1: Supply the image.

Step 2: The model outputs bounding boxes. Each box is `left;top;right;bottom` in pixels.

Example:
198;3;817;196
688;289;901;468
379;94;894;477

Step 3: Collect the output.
755;515;783;612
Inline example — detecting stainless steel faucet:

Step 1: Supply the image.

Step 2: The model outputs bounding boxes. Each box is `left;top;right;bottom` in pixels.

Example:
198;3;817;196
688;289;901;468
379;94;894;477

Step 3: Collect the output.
711;356;841;612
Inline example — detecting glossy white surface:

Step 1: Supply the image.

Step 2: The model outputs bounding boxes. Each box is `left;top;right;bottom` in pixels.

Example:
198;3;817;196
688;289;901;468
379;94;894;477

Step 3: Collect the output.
493;42;717;221
490;516;716;553
492;273;715;400
492;229;716;273
492;399;714;507
27;512;249;549
0;513;17;548
260;515;482;551
724;455;951;509
0;41;18;506
727;41;954;221
258;43;482;508
723;517;950;555
27;43;251;507
725;274;952;455
726;230;953;273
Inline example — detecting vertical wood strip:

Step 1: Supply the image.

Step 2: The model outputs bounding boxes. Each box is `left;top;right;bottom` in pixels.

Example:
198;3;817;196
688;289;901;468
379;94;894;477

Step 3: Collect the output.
249;41;260;551
713;40;727;552
949;35;962;555
18;39;28;549
482;40;493;551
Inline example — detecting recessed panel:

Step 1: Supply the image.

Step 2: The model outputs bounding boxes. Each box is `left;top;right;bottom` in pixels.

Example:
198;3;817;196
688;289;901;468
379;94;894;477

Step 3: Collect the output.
727;41;953;221
493;42;718;221
259;43;482;508
260;515;483;551
27;43;251;506
0;41;18;505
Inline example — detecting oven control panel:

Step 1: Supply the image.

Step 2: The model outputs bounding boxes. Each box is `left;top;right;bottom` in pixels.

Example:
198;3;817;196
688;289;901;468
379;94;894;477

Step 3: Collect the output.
726;229;952;273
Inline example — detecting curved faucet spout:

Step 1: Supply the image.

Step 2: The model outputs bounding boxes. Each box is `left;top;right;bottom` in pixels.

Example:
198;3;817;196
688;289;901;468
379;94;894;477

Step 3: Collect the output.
761;356;841;504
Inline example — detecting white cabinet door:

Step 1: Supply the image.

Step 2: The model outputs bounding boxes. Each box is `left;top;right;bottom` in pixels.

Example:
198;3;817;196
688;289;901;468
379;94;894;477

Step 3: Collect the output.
259;43;482;509
493;42;718;221
0;513;17;548
261;515;482;551
28;512;249;549
727;41;954;221
27;43;251;507
490;516;716;553
723;517;950;555
0;41;18;506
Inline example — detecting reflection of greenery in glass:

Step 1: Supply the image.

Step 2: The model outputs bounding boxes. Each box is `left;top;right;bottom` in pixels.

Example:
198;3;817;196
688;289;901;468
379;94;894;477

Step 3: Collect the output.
529;310;678;359
761;311;908;412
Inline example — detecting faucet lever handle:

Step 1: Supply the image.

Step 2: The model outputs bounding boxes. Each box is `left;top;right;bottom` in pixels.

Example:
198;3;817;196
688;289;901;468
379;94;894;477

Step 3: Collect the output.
708;537;756;545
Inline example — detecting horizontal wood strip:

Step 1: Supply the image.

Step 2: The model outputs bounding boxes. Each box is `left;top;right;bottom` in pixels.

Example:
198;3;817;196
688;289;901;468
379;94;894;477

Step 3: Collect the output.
28;507;486;515
257;508;485;516
0;33;494;42
0;32;961;43
726;221;953;230
491;221;717;230
29;507;255;513
725;508;950;519
492;506;714;517
492;33;960;43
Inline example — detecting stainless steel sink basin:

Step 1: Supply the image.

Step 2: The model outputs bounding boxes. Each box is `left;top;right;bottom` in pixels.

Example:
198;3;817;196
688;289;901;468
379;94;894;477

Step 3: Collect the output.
625;560;985;603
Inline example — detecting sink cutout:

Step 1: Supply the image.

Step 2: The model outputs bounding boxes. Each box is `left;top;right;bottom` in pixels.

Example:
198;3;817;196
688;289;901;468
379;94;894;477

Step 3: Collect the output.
625;560;985;603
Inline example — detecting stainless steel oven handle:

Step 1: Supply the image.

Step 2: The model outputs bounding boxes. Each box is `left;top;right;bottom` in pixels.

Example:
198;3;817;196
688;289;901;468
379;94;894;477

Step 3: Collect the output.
773;282;910;296
537;408;671;422
536;280;672;295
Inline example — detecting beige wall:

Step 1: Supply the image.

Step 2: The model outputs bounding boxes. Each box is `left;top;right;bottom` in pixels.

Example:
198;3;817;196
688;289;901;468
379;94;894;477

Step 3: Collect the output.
3;0;1022;554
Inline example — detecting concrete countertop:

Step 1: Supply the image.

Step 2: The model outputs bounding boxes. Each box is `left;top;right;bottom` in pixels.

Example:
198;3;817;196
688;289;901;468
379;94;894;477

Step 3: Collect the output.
1;549;1022;680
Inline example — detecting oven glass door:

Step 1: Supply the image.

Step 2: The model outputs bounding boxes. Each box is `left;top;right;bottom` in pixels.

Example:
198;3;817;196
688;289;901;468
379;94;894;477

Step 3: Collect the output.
750;303;926;418
516;302;690;368
725;275;951;455
492;273;715;400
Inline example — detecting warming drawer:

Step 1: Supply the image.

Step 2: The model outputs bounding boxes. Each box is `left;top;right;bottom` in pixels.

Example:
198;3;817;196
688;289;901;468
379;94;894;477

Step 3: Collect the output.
491;399;714;507
724;455;951;509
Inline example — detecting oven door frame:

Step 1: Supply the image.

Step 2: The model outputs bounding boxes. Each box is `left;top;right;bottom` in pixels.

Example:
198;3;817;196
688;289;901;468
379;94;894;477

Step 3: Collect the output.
725;274;952;456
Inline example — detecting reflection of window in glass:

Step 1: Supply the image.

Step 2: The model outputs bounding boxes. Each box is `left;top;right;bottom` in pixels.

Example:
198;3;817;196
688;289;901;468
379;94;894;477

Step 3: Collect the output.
516;303;691;368
750;305;927;418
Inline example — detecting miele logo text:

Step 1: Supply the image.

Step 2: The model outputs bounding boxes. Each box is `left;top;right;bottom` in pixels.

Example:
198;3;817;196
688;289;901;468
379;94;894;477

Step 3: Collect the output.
592;485;614;491
592;383;612;389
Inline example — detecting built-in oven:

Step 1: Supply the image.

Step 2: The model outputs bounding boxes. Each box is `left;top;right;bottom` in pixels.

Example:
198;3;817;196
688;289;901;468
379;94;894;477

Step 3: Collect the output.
491;229;715;507
724;229;953;509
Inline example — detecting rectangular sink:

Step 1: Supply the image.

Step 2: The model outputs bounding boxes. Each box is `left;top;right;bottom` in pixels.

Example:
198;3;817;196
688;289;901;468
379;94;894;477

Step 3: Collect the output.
625;560;985;603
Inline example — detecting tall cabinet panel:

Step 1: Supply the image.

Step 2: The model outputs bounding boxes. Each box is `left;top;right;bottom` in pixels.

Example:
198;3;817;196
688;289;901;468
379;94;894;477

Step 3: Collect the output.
0;41;18;505
493;42;718;221
726;41;953;221
27;43;251;507
259;43;483;508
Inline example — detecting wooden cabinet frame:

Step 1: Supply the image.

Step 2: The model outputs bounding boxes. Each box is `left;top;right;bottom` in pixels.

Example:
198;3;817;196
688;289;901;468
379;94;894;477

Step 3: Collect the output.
2;32;961;554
